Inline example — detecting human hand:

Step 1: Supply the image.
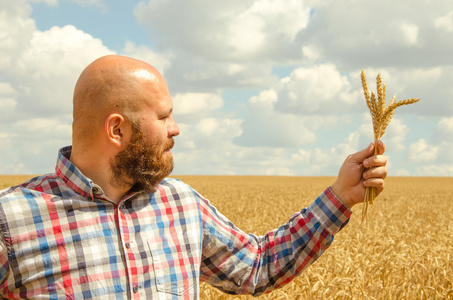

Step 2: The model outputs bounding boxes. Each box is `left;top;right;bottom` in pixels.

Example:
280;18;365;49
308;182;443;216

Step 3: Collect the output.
331;141;387;209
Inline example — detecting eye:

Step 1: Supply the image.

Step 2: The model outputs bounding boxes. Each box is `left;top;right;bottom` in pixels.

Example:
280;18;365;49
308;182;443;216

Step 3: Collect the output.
159;115;169;123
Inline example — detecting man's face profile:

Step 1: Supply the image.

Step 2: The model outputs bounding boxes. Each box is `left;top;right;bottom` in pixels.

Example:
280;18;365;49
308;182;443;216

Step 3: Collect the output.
110;119;175;193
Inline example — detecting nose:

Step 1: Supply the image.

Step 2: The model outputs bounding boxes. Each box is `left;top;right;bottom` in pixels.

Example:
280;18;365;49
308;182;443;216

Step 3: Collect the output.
168;116;180;138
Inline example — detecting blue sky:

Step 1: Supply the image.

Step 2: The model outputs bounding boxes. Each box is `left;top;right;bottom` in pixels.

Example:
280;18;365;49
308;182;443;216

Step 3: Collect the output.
1;0;453;176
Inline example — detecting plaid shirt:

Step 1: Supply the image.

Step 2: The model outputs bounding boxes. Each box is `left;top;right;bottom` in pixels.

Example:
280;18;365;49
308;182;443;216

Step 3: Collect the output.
0;146;351;299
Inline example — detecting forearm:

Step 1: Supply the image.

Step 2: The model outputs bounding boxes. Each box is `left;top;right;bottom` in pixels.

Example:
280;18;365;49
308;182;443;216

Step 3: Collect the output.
200;188;351;295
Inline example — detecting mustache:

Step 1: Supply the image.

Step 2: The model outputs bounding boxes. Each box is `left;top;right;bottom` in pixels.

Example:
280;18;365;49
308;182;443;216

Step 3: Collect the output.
164;138;174;151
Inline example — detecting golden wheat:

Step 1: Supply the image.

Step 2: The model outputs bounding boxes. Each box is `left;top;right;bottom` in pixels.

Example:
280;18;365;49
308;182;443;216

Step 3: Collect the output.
179;175;452;299
360;70;419;224
1;175;452;299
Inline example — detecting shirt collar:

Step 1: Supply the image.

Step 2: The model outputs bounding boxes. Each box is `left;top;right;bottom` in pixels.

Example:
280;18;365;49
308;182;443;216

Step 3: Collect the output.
55;146;98;200
55;146;145;203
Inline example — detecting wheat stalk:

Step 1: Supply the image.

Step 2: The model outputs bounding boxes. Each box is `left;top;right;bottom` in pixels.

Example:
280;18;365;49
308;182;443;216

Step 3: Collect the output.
360;70;419;225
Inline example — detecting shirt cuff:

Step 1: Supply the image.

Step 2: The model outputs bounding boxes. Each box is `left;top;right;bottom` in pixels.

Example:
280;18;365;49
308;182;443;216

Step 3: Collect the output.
307;187;353;235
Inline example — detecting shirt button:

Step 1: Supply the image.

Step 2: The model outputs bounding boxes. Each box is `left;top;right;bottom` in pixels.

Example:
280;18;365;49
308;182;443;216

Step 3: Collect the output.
125;242;130;249
133;286;138;293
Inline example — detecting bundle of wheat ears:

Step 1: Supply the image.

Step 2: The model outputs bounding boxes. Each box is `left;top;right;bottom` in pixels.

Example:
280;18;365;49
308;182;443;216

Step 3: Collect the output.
360;70;419;224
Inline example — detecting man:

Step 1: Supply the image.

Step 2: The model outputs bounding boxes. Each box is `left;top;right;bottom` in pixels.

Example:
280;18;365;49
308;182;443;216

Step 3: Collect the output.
0;55;387;299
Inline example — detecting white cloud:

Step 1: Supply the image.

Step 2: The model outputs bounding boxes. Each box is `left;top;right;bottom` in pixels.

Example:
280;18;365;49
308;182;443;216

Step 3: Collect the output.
173;93;223;117
122;41;171;75
235;93;318;148
431;117;453;164
273;64;360;115
0;0;116;175
135;0;311;62
435;11;453;31
10;25;113;117
173;117;244;175
0;98;17;121
432;116;453;145
195;118;220;136
163;55;277;93
175;114;242;155
13;118;72;139
132;0;312;92
408;139;439;162
249;0;310;42
383;117;410;153
299;0;453;70
414;164;453;176
437;116;453;131
0;83;17;121
400;23;419;47
227;9;266;56
290;131;362;175
249;89;277;111
234;64;392;150
30;0;59;6
0;82;16;95
227;0;310;56
19;25;110;74
356;113;375;142
301;44;321;62
1;0;452;178
0;2;35;69
191;117;241;145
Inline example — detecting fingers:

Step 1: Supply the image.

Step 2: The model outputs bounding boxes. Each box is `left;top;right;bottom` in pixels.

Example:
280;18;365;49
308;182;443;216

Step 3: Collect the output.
351;143;375;163
363;166;387;180
363;163;387;196
364;154;387;169
375;140;385;155
352;141;385;165
363;177;385;195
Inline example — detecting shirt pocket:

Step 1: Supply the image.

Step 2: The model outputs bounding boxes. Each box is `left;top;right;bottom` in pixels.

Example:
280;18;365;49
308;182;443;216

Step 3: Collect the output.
147;232;200;296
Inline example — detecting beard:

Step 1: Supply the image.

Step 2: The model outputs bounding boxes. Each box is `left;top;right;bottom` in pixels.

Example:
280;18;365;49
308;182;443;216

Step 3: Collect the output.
110;123;174;193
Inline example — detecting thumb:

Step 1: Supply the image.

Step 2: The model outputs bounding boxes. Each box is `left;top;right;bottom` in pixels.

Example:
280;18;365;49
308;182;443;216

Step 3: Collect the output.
350;143;374;163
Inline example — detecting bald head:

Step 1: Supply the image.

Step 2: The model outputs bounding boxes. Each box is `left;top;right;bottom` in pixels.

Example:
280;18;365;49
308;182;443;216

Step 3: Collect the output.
72;55;169;147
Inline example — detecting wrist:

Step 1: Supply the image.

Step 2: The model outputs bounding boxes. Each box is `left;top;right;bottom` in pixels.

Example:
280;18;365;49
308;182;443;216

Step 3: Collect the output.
330;183;354;209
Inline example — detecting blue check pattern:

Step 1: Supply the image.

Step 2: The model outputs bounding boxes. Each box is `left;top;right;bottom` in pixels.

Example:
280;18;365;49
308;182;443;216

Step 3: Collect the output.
0;146;351;299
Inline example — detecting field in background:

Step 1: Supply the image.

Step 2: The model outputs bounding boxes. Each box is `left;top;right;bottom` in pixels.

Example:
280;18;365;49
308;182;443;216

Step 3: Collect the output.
1;175;452;299
0;175;38;190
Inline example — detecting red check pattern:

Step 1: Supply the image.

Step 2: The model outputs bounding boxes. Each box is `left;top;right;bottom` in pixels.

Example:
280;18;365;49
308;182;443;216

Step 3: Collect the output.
0;146;351;299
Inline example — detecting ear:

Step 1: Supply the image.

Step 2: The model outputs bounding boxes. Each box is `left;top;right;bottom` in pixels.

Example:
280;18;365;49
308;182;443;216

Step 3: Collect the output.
105;113;131;149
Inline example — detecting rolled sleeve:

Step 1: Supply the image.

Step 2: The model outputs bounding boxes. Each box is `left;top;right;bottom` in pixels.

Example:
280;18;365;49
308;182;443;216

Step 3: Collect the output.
199;187;352;296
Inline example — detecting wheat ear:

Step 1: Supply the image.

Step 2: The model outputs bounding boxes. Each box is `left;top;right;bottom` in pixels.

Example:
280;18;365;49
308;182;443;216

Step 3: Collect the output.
360;70;419;226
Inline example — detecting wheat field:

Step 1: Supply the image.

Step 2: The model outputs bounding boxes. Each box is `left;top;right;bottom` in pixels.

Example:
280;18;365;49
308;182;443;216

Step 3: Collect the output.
1;175;452;299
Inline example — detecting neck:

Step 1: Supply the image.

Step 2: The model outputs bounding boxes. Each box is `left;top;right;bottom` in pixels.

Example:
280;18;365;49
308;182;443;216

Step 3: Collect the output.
91;175;132;204
70;145;132;204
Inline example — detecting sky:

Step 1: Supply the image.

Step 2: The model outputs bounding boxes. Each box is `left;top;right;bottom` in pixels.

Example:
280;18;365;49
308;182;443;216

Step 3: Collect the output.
1;0;453;177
